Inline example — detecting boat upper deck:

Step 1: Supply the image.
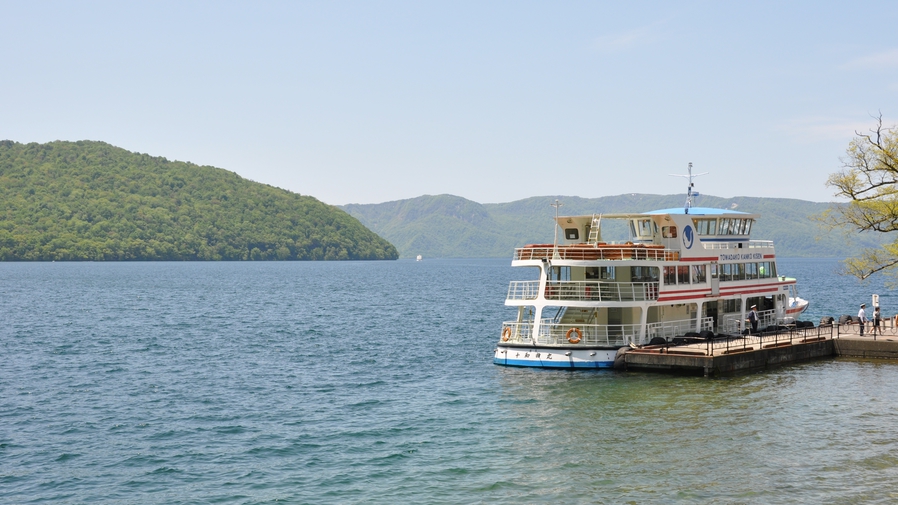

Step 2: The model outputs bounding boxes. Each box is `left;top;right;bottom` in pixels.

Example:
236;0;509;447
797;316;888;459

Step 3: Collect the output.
516;206;773;263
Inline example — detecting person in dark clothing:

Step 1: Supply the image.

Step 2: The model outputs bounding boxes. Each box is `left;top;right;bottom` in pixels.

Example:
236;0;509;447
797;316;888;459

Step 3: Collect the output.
747;304;759;334
873;306;882;336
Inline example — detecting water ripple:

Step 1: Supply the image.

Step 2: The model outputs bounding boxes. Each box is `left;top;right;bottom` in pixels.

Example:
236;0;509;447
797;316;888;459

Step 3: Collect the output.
2;259;898;503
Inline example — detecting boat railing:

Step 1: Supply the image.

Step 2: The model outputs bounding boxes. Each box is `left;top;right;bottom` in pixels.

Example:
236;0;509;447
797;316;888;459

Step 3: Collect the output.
514;245;678;262
701;240;774;251
499;321;536;344
500;316;715;346
542;280;660;302
720;314;742;334
507;280;541;300
720;309;776;334
538;322;643;346
646;317;714;340
643;325;834;357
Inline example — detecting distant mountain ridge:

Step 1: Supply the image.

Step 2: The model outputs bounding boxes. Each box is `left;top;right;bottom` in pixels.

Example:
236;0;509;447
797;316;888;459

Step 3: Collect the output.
342;193;875;259
0;140;398;260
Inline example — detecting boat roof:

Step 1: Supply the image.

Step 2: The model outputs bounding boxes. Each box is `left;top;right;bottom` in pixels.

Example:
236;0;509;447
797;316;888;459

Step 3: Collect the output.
645;207;754;216
560;207;758;220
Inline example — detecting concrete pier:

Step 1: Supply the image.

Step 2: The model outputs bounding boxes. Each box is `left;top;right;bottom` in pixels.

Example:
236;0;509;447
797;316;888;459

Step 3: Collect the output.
622;323;898;377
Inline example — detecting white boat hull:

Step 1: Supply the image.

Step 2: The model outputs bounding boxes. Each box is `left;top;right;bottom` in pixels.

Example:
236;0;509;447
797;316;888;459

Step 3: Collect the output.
494;345;619;369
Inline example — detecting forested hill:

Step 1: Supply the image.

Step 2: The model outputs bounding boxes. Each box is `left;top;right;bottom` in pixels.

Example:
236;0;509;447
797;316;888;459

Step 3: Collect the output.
342;194;883;259
0;141;398;261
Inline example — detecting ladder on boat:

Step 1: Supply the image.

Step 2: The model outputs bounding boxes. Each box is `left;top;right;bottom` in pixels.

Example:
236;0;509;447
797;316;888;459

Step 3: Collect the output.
587;214;602;245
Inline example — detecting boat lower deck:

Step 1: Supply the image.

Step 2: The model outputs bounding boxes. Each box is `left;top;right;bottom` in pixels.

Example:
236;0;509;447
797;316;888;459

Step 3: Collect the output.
495;322;898;374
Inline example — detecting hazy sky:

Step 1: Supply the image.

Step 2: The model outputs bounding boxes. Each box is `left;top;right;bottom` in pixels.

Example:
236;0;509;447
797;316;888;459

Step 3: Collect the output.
3;1;897;205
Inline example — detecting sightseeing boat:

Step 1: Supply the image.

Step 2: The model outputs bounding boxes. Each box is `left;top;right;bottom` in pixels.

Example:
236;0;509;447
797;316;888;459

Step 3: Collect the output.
493;166;809;368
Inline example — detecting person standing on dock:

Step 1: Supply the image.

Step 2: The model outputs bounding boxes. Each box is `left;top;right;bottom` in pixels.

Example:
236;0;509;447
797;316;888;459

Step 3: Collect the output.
873;306;882;336
858;303;868;336
747;305;759;334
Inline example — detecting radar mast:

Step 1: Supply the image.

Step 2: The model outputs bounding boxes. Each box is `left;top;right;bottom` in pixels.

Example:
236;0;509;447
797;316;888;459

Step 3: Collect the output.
669;162;708;214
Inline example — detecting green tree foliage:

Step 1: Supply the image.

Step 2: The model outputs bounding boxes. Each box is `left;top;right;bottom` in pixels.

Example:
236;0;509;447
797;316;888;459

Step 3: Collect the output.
823;114;898;279
0;140;398;261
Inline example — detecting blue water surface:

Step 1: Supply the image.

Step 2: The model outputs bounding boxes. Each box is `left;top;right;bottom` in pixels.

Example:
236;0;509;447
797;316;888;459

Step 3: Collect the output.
2;258;898;504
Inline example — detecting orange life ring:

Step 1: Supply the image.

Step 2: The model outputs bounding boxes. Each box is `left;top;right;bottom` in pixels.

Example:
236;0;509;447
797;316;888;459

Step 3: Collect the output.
501;327;512;342
566;327;582;344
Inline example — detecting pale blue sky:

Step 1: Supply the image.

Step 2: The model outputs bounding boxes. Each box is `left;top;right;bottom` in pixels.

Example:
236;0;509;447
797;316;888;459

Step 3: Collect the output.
3;1;897;205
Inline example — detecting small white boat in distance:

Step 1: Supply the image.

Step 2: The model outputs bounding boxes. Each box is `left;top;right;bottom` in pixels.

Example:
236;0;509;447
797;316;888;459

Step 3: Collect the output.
494;164;809;369
416;254;423;261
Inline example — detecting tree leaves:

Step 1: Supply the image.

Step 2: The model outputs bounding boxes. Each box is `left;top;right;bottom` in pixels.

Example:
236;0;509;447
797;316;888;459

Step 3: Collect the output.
824;114;898;280
0;140;398;261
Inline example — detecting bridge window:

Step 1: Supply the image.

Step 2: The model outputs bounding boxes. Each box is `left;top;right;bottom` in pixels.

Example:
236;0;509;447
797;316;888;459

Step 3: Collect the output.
662;226;678;238
719;219;731;235
716;218;754;236
693;218;717;235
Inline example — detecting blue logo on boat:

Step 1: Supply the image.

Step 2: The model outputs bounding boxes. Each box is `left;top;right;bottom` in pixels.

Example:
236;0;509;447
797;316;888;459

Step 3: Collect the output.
683;225;694;249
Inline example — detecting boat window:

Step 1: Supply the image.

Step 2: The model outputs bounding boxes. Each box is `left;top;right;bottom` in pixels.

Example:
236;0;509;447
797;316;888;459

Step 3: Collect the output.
692;265;706;284
663;266;677;285
732;263;745;281
710;264;718;279
548;266;571;281
744;219;753;235
677;266;690;284
631;266;658;282
694;218;717;235
565;228;579;240
730;220;740;235
638;219;653;237
662;226;677;238
719;263;730;282
745;262;758;279
723;298;742;313
719;219;731;235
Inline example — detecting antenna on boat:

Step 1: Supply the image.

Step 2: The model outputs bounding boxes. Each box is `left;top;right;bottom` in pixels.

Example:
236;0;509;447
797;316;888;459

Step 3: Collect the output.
669;162;708;214
551;199;563;259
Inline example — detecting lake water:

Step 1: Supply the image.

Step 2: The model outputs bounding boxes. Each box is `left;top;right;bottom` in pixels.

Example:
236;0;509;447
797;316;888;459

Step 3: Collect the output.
3;257;898;504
